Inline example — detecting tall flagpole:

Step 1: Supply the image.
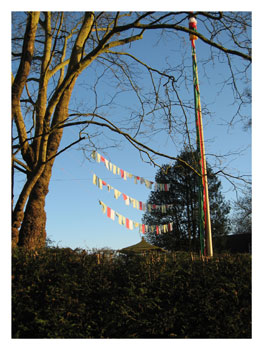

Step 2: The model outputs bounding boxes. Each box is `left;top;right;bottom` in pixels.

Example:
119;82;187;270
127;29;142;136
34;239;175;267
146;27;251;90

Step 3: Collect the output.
189;14;213;257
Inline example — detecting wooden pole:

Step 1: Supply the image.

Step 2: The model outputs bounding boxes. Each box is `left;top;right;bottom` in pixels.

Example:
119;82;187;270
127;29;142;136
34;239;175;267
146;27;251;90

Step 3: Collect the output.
189;14;213;257
196;88;213;257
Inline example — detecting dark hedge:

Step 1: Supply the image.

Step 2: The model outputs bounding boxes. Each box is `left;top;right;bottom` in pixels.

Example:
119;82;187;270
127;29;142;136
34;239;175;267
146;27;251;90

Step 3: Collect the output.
12;248;251;338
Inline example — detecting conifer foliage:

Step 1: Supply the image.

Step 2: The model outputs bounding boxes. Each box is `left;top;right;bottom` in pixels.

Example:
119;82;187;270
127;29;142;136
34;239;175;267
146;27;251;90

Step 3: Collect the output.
143;149;230;252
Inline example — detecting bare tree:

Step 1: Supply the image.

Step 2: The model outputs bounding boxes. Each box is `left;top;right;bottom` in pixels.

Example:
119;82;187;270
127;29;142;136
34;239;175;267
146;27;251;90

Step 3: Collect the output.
231;185;252;235
12;11;251;249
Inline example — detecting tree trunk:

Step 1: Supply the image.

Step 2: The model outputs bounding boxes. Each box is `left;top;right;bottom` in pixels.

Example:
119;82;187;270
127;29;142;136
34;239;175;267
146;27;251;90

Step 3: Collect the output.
16;76;77;249
17;129;63;249
12;164;46;248
12;13;94;250
17;166;51;249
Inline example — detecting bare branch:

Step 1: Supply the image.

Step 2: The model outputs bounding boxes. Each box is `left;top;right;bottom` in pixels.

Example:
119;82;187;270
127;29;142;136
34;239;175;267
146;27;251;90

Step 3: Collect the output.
45;135;86;164
133;22;251;61
12;12;40;162
13;164;28;175
61;113;202;176
214;169;251;185
13;156;32;173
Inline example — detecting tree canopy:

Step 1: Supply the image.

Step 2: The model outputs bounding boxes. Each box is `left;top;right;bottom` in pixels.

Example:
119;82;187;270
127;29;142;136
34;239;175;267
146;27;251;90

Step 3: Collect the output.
143;149;231;252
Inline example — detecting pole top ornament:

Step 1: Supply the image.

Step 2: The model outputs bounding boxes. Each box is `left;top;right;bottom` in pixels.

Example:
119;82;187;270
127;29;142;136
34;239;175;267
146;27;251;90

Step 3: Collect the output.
189;15;198;41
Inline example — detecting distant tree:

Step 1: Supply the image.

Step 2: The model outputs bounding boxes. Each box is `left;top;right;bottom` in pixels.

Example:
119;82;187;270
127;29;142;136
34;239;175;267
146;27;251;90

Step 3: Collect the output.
143;149;231;252
231;186;252;235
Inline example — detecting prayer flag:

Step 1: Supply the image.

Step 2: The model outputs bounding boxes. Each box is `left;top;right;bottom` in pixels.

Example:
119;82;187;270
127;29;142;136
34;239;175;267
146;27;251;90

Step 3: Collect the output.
98;178;103;190
107;207;115;220
99;200;107;214
105;159;109;169
126;218;131;229
107;207;111;218
122;193;129;205
93;174;97;185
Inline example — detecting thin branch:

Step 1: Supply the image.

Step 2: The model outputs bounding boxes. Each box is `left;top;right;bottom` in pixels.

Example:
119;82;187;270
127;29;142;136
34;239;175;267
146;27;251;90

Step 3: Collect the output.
105;50;176;81
104;32;144;50
214;169;251;185
60;114;202;176
13;164;28;175
13;156;32;172
133;22;251;61
44;135;86;164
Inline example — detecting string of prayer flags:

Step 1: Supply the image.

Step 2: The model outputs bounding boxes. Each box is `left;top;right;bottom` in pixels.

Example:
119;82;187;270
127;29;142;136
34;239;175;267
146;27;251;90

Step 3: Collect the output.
93;173;173;213
93;150;174;236
98;200;174;235
91;150;170;191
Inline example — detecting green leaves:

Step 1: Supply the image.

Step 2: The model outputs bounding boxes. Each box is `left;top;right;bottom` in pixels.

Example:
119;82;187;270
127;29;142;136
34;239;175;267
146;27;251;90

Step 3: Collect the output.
12;248;251;338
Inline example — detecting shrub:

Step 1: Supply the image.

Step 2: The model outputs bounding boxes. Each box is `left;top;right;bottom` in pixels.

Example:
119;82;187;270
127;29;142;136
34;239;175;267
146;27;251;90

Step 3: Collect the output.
12;248;251;338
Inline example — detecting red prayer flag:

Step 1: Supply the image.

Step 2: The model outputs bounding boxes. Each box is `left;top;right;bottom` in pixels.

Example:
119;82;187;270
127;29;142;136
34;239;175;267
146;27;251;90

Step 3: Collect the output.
107;207;111;218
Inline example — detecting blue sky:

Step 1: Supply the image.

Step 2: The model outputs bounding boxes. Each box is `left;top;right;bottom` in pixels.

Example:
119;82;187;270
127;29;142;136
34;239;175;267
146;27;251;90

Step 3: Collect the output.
11;10;252;251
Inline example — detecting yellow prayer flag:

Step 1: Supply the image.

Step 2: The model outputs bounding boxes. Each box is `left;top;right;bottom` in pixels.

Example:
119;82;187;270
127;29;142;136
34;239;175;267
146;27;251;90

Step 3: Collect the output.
105;159;109;169
134;222;139;228
99;200;107;214
117;213;123;225
92;174;97;185
91;150;96;160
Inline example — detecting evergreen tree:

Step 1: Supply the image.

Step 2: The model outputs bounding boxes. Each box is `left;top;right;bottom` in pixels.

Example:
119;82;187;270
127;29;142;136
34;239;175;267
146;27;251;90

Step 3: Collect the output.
143;149;230;252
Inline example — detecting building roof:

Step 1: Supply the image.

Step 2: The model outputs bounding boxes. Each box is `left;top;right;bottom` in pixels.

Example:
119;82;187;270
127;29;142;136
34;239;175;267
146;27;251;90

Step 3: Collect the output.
119;237;166;254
